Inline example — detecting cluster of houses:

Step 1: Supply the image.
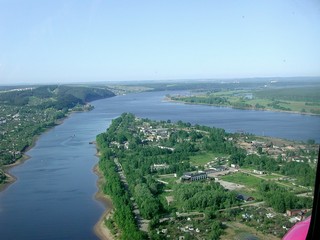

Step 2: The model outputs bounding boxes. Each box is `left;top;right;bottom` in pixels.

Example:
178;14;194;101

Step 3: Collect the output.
0;112;20;125
138;125;170;142
110;141;129;149
156;225;201;239
238;138;317;164
178;225;201;234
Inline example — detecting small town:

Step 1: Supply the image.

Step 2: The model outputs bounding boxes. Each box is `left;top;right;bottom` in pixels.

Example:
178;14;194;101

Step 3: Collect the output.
97;113;317;239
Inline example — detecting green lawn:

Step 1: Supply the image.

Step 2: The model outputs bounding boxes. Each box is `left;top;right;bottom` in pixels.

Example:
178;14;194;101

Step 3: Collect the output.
190;152;228;166
221;172;264;189
157;176;178;190
261;174;283;179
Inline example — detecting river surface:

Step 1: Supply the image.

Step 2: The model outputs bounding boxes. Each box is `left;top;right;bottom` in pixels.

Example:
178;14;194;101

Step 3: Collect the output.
0;91;319;240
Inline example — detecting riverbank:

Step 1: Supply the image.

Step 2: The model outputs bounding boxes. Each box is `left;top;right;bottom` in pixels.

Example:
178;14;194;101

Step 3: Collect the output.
0;152;32;192
0;104;100;193
0;112;74;192
93;164;115;240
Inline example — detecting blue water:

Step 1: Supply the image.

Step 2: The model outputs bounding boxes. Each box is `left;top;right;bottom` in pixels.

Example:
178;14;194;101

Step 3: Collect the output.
0;91;319;240
93;91;320;143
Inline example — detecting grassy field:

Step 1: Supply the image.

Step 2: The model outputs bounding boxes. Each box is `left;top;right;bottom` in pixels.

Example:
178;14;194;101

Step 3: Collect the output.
157;176;178;189
262;174;283;179
189;152;228;166
220;172;264;189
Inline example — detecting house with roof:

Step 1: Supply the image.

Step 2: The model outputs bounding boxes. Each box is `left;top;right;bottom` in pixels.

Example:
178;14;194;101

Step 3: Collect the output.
181;172;207;181
236;193;254;202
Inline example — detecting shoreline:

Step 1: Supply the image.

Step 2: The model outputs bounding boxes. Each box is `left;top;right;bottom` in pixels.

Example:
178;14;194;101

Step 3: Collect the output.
166;98;320;116
0;113;74;193
0;153;30;192
93;164;115;240
0;104;115;239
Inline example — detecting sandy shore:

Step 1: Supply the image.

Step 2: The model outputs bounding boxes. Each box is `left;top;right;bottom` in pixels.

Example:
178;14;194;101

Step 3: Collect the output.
93;164;115;240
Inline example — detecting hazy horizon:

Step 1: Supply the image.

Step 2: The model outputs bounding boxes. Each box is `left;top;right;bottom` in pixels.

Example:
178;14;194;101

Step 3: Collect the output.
1;76;320;87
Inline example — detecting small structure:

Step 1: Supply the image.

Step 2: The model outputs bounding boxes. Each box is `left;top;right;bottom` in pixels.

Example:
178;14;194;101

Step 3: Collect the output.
237;194;254;202
181;172;207;181
253;169;266;175
151;163;169;171
286;209;308;217
204;168;216;174
230;164;239;169
213;166;227;172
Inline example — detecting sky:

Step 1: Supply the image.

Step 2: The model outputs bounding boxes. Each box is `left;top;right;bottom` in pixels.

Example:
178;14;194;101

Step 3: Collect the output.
0;0;320;84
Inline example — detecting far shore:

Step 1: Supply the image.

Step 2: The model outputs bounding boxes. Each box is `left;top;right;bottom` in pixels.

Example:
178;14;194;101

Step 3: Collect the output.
165;98;320;116
93;164;115;240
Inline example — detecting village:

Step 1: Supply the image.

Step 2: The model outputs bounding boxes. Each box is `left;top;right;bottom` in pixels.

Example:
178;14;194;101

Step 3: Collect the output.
0;104;67;166
102;115;317;239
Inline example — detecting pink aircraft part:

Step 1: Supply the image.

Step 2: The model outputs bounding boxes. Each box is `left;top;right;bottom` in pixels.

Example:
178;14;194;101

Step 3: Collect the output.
282;216;311;240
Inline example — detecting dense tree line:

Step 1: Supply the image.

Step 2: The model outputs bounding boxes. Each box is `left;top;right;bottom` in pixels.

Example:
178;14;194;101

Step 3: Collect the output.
280;161;316;187
171;95;229;106
0;85;115;108
174;181;239;211
97;147;146;239
56;85;115;102
259;182;313;213
230;153;280;172
134;183;161;219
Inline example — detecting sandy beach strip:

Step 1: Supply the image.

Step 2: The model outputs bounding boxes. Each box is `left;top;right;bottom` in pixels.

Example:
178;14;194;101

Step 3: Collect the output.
94;164;115;240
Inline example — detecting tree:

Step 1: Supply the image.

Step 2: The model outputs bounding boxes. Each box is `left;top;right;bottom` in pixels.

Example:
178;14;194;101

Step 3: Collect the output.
209;221;223;240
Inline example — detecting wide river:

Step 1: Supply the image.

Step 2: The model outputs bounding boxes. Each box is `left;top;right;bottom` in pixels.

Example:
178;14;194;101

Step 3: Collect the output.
0;91;319;239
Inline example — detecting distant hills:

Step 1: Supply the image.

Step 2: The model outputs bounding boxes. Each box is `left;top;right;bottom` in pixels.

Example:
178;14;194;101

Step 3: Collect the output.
0;85;115;109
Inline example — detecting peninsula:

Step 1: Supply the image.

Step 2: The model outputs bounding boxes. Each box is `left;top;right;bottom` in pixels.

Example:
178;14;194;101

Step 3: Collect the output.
96;113;317;239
